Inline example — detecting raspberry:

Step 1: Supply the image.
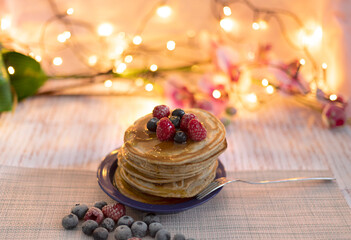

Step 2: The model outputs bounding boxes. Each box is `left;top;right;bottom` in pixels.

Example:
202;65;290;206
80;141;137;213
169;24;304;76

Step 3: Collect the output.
180;113;197;131
153;105;170;119
156;117;176;141
84;207;104;224
188;119;207;141
102;202;126;222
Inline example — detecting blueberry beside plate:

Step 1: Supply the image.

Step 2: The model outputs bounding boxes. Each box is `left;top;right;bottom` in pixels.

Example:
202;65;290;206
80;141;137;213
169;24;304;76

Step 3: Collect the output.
97;149;226;213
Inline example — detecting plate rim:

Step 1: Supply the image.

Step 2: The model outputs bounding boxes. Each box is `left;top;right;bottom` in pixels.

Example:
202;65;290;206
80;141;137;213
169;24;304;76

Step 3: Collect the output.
97;149;226;213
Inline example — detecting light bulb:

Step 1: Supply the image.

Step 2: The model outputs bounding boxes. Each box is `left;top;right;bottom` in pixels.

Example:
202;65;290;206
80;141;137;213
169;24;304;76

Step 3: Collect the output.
57;34;66;43
220;18;235;32
7;66;15;75
104;80;113;88
124;55;133;63
157;5;172;18
150;64;158;72
212;90;221;99
35;56;42;62
53;57;63;66
322;63;327;69
88;55;98;66
1;17;11;30
246;93;257;103
97;23;113;37
252;22;260;30
66;8;74;15
266;85;274;94
329;94;337;101
133;35;142;45
261;78;269;86
145;83;154;92
223;6;232;16
116;63;127;74
166;40;176;51
300;58;306;65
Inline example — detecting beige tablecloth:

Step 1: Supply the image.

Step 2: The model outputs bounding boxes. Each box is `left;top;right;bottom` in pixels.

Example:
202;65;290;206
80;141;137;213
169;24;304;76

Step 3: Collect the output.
1;165;350;239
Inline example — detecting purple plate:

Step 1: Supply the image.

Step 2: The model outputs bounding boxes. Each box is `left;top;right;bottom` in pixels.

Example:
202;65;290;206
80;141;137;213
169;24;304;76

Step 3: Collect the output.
97;149;226;213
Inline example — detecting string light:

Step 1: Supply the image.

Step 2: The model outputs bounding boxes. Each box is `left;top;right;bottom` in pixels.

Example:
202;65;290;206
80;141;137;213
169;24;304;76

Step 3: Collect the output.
300;58;306;65
35;56;42;62
88;55;98;66
66;8;74;15
220;18;235;32
247;51;255;60
156;5;172;18
97;23;113;37
116;63;127;74
266;85;274;94
262;78;269;86
63;31;71;39
322;63;327;69
252;22;260;30
212;89;221;99
223;6;232;16
0;17;11;30
166;40;176;51
150;64;158;72
104;80;113;88
133;35;142;45
329;94;337;101
298;25;323;47
53;57;63;66
145;83;154;91
124;55;133;63
7;66;15;75
246;93;257;103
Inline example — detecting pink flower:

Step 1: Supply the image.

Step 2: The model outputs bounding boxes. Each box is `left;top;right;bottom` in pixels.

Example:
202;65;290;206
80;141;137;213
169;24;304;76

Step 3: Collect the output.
164;76;195;108
322;103;346;128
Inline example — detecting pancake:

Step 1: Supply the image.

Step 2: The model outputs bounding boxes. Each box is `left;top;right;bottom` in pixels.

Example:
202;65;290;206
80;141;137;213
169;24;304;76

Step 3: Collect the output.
114;108;227;200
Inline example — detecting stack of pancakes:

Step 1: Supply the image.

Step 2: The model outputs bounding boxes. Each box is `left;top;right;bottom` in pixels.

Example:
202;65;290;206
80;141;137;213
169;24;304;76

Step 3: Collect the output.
114;108;227;204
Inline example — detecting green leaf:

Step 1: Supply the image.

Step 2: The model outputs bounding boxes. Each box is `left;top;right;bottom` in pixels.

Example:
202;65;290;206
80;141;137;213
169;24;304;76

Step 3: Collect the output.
2;51;47;101
0;52;12;112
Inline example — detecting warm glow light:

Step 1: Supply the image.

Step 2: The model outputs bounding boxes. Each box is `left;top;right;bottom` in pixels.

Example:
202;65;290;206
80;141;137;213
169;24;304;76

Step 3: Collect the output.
157;5;172;18
259;20;267;30
220;18;235;32
298;25;323;47
7;66;15;75
88;55;98;66
115;46;124;55
116;63;127;74
145;83;154;91
97;23;114;37
104;80;113;88
252;22;260;30
150;64;158;72
35;55;42;62
212;89;221;99
223;6;232;16
300;58;306;65
246;93;257;103
135;78;144;87
124;55;133;63
53;57;63;66
63;31;71;39
166;40;176;51
57;34;67;43
322;63;328;69
247;51;255;60
266;85;274;94
29;52;35;57
1;17;11;30
133;35;142;45
262;78;269;86
329;94;337;101
66;8;74;15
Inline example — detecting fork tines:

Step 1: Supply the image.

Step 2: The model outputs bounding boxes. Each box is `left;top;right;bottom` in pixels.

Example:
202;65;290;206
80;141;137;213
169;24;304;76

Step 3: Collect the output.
196;180;222;200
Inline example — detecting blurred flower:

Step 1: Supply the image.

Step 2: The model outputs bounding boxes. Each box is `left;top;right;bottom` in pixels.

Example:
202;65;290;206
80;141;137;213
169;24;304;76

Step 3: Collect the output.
322;103;346;128
256;44;272;65
164;76;195;108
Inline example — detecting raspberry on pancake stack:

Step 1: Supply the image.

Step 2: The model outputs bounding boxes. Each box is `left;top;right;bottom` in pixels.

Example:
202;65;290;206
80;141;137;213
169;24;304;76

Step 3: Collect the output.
114;105;227;204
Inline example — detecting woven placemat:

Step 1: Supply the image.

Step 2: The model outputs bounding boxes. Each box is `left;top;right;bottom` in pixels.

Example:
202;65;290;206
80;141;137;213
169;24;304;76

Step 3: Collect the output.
0;165;350;239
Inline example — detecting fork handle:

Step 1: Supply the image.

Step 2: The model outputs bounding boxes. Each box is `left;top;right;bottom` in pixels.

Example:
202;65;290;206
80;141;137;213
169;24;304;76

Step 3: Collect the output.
232;177;336;185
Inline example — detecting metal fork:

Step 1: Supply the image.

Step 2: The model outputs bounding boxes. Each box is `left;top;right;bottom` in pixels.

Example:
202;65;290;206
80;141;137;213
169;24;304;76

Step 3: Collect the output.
196;176;336;200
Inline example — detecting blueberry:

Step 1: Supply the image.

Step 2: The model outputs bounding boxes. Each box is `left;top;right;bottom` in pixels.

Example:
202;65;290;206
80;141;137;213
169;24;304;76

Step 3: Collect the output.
173;233;186;240
169;116;181;128
82;220;99;235
94;201;107;210
172;109;185;119
101;217;115;232
225;106;237;116
155;229;171;240
131;221;147;238
71;203;88;219
117;215;134;227
149;222;163;237
174;131;187;143
143;213;161;225
147;117;159;132
62;214;79;230
114;225;132;240
93;227;109;240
